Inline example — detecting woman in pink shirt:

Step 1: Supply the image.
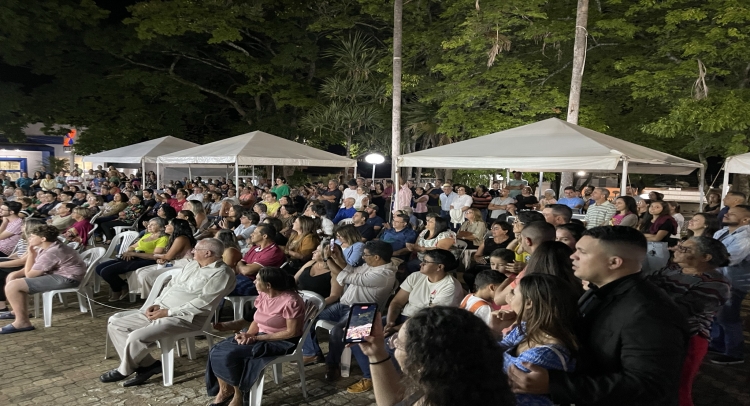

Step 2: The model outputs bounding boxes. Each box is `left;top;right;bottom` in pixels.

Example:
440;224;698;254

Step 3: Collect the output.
207;267;306;406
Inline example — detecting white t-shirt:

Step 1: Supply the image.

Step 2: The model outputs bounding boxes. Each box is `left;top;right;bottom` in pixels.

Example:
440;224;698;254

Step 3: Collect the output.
451;194;473;210
341;188;358;208
489;196;516;218
400;272;463;317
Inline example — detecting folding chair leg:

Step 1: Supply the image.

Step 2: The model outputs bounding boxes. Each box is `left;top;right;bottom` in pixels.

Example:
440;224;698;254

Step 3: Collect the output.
104;331;114;359
77;291;88;313
248;373;265;406
298;357;308;398
185;337;197;360
341;347;352;377
42;292;54;328
159;340;175;386
272;363;283;384
94;274;101;293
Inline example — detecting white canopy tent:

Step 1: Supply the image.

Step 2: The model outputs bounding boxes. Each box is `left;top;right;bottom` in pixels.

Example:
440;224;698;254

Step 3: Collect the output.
156;130;357;188
398;118;704;204
82;136;199;179
721;152;750;207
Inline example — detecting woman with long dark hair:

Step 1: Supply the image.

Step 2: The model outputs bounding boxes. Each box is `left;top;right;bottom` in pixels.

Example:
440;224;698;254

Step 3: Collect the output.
611;196;638;227
206;267;306;406
686;212;720;238
525;241;584;298
405;215;456;274
358;306;515;406
498;273;580;406
285;216;321;269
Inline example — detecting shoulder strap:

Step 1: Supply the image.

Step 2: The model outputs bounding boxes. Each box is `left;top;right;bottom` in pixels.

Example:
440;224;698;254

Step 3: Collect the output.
541;345;568;372
459;294;470;309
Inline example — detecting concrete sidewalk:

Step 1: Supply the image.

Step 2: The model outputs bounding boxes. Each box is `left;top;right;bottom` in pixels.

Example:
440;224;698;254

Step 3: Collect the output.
0;289;747;406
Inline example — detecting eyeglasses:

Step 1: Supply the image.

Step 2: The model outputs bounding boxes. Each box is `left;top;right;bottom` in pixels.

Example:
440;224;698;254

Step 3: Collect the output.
386;334;404;351
361;253;375;258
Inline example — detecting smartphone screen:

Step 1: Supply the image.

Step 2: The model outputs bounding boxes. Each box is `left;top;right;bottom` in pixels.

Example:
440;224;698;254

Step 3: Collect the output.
343;303;378;343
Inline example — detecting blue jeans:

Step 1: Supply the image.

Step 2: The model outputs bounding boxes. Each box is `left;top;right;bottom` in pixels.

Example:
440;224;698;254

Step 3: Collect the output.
302;302;350;360
439;210;450;221
351;315;408;379
710;289;747;358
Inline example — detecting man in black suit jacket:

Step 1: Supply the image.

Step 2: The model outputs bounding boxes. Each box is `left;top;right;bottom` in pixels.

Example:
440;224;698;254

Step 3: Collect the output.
509;226;688;406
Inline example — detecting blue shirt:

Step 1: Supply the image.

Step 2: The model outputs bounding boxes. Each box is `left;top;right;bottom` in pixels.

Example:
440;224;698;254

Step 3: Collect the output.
557;197;585;213
380;227;417;252
439;192;458;211
714;226;750;292
332;207;357;224
366;215;385;229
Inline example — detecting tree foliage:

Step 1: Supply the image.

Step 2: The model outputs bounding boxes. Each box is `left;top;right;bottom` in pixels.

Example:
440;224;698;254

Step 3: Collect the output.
0;0;747;171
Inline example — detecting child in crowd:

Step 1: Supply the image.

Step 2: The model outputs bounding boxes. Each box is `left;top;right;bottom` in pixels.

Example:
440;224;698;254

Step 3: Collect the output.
460;270;506;325
493;273;579;406
489;248;516;275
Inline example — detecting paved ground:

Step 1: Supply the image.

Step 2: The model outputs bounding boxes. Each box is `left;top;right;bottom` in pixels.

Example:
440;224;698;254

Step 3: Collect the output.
0;288;748;406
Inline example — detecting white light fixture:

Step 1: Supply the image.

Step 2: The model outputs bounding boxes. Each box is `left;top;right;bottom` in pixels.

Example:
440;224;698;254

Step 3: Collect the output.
577;171;586;176
365;153;385;183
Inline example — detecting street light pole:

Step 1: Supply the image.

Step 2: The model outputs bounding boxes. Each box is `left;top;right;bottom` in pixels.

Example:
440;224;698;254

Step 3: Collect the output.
365;153;385;185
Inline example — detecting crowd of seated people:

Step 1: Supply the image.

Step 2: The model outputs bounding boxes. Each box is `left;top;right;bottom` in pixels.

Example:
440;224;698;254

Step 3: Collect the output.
0;168;747;406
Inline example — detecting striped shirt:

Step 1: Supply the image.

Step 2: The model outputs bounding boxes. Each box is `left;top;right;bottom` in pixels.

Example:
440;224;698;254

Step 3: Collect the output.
584;201;616;229
647;265;730;339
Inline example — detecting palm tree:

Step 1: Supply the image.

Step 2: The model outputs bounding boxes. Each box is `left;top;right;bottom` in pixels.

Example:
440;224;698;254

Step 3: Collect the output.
301;33;387;158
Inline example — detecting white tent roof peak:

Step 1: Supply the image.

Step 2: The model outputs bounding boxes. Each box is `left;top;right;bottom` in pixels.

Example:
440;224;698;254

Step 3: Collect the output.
725;151;750;174
82;136;199;164
156;130;356;167
397;118;702;175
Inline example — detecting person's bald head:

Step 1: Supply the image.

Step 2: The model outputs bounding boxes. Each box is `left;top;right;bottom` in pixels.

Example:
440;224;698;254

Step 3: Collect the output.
520;221;556;254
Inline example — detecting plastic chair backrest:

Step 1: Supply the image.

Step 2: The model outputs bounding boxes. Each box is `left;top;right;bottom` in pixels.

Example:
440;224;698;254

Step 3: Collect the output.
298;290;326;331
139;268;181;311
117;231;140;255
337;218;354;226
79;247;106;287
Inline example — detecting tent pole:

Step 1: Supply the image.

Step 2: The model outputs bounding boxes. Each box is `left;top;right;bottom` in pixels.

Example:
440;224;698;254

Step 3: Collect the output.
271;166;274;185
156;162;160;192
188;164;192;182
698;164;705;211
721;159;731;209
235;161;240;193
141;160;145;190
538;172;544;199
619;159;629;198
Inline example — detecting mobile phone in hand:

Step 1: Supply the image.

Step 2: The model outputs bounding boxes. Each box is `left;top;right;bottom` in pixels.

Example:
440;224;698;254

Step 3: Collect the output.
343;303;378;343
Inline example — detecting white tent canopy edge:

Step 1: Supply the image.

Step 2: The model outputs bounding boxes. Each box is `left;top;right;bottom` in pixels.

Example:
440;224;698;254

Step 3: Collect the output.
396;118;704;206
721;152;750;208
156;130;356;190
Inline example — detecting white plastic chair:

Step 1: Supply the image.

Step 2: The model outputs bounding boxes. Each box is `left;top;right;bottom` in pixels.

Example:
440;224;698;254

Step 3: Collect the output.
112;211;148;235
314;319;352;377
247;291;325;406
337;218;354;226
104;268;221;386
33;247;106;327
87;223;99;248
453;239;468;261
214;295;258;324
93;230;139;293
